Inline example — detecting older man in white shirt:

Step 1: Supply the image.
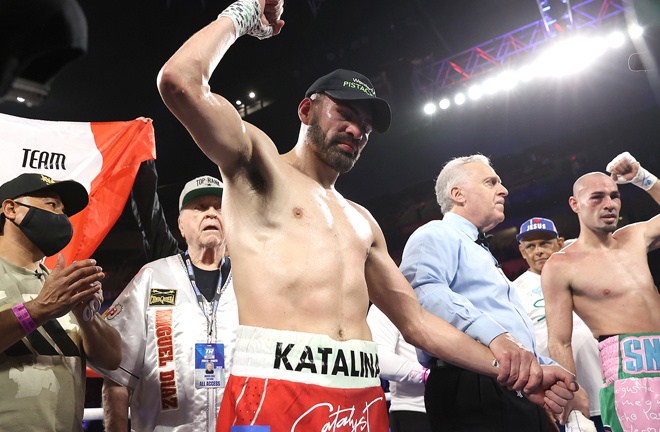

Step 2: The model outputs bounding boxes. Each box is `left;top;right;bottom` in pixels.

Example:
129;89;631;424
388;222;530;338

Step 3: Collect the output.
512;217;602;432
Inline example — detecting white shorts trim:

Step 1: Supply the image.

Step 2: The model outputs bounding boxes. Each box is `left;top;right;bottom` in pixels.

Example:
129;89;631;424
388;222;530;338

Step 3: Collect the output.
231;325;381;389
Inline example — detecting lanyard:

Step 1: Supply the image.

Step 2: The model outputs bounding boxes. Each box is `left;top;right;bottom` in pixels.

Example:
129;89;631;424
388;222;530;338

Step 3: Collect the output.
181;251;231;337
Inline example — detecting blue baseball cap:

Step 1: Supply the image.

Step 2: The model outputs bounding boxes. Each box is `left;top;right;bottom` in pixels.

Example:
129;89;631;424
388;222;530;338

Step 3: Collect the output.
516;217;559;242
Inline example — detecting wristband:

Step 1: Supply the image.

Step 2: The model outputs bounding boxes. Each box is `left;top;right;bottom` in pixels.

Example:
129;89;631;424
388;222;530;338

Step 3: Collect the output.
218;0;273;40
82;298;101;322
422;367;430;384
12;303;38;335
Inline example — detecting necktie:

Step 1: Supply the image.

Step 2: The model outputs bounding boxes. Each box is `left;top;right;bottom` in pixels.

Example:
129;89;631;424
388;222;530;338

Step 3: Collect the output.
475;230;493;248
476;230;500;268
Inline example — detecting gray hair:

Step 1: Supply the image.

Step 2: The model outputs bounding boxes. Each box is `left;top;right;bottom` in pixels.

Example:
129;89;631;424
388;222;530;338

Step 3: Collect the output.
435;154;492;214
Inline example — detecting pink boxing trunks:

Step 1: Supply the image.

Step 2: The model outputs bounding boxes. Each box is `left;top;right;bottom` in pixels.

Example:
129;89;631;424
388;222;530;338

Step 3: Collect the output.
598;332;660;432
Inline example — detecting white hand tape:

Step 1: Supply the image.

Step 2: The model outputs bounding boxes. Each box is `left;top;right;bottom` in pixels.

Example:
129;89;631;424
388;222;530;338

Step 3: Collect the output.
565;410;597;432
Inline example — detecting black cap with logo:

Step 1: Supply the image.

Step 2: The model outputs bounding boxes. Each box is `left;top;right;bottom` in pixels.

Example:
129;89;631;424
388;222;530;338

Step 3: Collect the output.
305;69;392;133
0;173;89;216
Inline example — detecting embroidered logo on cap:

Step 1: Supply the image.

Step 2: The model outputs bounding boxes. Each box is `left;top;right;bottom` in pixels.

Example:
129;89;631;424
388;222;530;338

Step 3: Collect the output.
196;176;222;187
342;78;376;97
40;175;56;185
525;218;548;232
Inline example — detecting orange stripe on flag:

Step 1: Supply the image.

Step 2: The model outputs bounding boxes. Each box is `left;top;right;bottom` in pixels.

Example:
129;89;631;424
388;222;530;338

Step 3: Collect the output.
44;118;155;267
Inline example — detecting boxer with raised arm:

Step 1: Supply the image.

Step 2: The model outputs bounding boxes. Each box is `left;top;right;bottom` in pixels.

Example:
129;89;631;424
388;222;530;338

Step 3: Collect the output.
157;1;576;430
543;152;660;432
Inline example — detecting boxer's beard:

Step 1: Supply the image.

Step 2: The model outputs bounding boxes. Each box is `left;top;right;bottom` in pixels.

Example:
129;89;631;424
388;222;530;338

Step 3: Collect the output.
600;223;618;233
307;117;360;174
596;217;618;233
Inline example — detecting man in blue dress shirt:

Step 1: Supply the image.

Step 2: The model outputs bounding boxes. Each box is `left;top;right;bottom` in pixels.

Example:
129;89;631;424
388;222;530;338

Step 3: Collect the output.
400;154;573;431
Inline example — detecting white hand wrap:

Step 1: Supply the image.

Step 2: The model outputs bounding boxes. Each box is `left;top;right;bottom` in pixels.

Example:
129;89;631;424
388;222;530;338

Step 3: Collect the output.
218;0;273;40
606;151;657;191
565;410;597;432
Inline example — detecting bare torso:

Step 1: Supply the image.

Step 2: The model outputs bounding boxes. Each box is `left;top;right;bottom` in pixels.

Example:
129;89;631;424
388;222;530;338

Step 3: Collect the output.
559;227;660;338
223;157;375;341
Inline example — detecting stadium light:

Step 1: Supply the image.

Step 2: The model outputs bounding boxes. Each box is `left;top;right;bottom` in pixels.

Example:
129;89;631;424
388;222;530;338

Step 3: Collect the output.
607;31;625;48
483;77;500;95
517;64;537;82
498;71;518;91
628;24;644;39
468;85;483;100
418;22;637;114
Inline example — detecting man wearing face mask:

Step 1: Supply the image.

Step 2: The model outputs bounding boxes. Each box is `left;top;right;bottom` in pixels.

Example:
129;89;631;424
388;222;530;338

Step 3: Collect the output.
0;173;121;432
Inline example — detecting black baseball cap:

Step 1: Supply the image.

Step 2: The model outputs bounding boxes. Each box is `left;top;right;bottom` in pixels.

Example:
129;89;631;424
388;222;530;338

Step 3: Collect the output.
0;173;89;216
305;69;392;133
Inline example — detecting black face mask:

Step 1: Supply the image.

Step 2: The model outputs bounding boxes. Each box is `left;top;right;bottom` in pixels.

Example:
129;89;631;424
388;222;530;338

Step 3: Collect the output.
12;202;73;257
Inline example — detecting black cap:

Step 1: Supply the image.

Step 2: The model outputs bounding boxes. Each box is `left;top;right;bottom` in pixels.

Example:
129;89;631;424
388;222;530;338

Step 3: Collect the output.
0;173;89;216
305;69;392;133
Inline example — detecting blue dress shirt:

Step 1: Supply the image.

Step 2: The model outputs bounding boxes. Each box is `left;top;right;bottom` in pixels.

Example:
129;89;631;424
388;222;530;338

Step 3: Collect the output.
400;212;553;367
